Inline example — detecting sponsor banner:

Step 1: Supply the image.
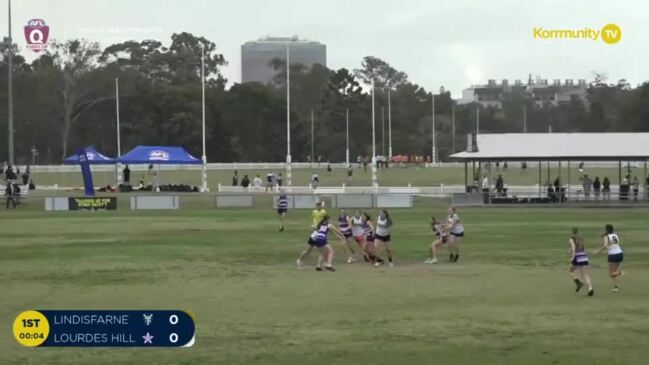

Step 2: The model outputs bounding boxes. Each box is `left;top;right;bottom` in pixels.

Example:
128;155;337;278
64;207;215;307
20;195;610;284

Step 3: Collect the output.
68;197;117;211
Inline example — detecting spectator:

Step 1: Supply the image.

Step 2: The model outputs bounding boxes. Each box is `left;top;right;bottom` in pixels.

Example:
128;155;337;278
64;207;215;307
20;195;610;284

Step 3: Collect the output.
327;162;332;174
621;175;630;200
21;169;29;185
311;171;319;188
253;174;262;188
265;172;274;192
241;174;250;188
481;174;490;191
232;170;239;186
521;161;527;170
632;176;640;201
582;175;592;199
123;165;131;184
503;162;508;170
152;172;160;192
578;162;584;172
5;181;17;209
553;177;561;191
28;179;36;190
496;174;504;196
347;164;353;182
277;172;283;187
593;177;601;200
602;177;611;200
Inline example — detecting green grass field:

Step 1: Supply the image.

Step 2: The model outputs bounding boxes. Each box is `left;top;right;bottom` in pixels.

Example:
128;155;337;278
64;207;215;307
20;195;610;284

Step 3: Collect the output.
29;164;645;188
1;203;649;364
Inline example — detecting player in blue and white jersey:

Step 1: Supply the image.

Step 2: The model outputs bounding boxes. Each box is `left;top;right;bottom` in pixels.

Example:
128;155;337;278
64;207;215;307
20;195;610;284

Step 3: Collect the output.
297;215;345;271
569;227;594;296
337;209;357;263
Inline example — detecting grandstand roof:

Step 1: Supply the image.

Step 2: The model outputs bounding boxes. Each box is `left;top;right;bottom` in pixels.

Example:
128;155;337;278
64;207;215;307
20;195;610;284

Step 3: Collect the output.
451;133;649;161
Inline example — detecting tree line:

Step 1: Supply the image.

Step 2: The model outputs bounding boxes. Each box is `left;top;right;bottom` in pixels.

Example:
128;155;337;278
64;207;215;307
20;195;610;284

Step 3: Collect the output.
0;32;648;164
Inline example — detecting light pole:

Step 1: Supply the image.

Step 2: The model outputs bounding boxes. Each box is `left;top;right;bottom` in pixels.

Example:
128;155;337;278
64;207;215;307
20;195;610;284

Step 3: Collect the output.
7;0;14;165
451;106;456;153
381;107;385;156
476;105;480;135
285;44;292;186
345;108;349;165
388;88;392;158
200;44;208;192
523;104;527;133
115;78;122;185
371;79;377;187
310;109;314;168
431;92;436;164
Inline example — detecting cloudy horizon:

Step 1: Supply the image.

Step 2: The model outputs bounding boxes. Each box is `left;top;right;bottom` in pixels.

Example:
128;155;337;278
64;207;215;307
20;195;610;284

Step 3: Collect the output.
2;0;647;97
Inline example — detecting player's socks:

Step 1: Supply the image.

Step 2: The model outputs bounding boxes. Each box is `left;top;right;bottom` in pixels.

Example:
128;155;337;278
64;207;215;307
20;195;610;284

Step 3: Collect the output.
588;289;594;296
574;278;583;292
315;266;323;271
325;266;335;272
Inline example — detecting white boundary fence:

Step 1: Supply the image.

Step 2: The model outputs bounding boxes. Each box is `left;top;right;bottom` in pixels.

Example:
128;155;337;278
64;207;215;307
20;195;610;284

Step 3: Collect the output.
20;160;648;173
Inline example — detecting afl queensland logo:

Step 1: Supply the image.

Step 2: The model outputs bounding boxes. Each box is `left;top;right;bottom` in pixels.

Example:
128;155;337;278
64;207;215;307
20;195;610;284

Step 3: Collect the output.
24;19;50;53
86;152;96;160
149;150;170;161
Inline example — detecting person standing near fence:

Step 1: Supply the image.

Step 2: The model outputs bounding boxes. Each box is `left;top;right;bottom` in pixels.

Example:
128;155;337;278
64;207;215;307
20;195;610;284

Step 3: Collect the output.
602;177;611;200
632;176;639;201
593;177;601;200
5;180;17;209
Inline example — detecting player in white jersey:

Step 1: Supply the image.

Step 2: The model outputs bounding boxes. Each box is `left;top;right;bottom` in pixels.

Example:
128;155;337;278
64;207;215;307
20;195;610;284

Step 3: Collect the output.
426;216;448;264
373;210;394;267
350;210;371;263
595;224;624;291
446;206;464;263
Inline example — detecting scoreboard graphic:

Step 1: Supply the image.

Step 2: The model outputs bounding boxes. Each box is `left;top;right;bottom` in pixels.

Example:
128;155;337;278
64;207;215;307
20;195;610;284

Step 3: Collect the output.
13;310;195;347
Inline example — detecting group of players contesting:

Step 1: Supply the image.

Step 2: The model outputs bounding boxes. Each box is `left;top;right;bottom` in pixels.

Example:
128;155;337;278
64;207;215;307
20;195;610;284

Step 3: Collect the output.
276;192;625;296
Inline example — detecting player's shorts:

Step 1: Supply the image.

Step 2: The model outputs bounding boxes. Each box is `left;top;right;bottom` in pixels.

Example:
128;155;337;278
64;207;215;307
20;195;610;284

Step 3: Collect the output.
436;235;448;244
608;253;624;263
341;230;353;239
277;208;288;215
375;233;391;242
266;177;273;182
365;233;375;242
571;255;589;266
307;237;327;247
354;235;364;244
450;231;465;237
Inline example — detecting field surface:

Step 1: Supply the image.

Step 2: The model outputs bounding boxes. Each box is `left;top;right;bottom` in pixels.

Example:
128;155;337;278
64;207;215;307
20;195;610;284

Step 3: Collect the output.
1;204;648;364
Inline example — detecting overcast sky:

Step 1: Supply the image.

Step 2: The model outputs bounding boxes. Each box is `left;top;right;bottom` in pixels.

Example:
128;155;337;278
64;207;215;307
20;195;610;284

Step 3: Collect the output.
2;0;647;97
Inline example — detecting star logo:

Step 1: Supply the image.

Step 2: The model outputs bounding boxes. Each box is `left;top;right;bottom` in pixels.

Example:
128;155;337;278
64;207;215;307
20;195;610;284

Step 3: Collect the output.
142;332;154;344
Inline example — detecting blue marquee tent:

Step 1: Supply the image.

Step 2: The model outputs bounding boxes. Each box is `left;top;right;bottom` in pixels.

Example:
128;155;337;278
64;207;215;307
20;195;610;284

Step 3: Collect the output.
117;146;202;165
64;146;115;165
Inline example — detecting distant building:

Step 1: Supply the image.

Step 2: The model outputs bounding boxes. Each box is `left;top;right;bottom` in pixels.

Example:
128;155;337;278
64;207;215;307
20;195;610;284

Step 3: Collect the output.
459;76;588;108
241;36;326;85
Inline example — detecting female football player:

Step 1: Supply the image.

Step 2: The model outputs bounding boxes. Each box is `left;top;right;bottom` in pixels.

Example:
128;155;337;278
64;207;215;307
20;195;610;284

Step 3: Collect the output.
337;208;357;263
426;216;448;264
446;206;464;263
374;210;394;267
297;215;345;271
569;227;594;296
595;224;624;292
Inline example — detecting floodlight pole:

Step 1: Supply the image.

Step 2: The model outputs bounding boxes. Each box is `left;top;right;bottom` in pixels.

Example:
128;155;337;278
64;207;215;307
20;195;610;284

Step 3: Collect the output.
7;0;14;165
285;44;292;186
388;88;392;159
523;104;527;133
432;92;436;164
345;108;350;165
201;44;208;192
476;105;480;135
371;79;377;187
115;78;122;186
452;106;456;153
310;109;314;168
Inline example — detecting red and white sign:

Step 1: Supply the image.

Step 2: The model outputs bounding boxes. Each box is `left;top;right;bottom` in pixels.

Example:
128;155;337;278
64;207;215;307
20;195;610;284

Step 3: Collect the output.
24;19;50;53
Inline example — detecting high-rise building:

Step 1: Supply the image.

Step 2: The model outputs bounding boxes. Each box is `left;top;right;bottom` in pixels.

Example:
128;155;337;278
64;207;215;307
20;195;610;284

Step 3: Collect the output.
241;36;326;84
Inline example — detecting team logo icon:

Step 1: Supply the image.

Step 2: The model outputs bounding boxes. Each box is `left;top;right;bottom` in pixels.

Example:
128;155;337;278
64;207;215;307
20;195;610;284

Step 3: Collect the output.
149;150;170;161
143;314;153;326
24;19;50;53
